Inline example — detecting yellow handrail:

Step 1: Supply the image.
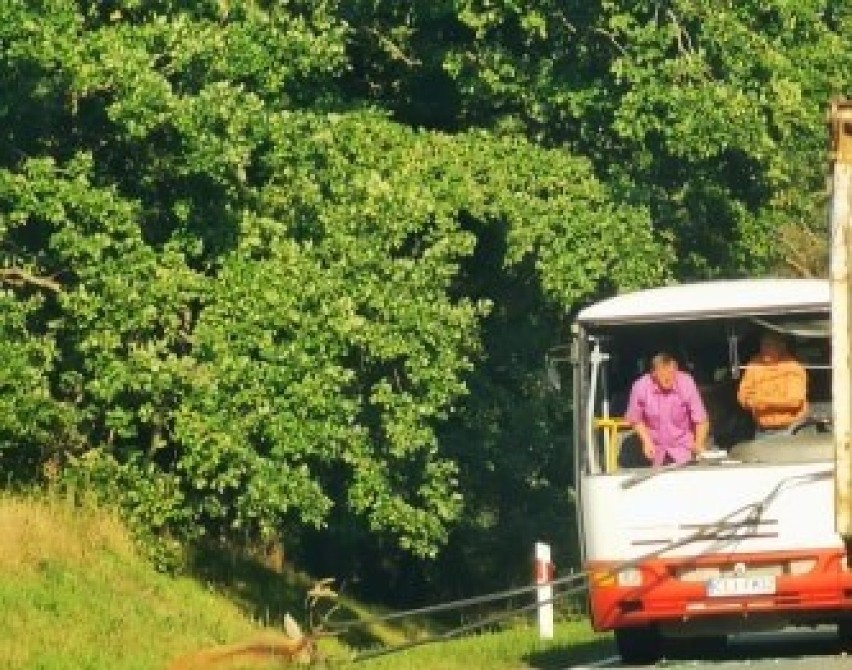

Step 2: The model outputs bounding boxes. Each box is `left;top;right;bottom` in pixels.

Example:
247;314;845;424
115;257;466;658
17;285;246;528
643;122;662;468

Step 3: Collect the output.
593;417;632;473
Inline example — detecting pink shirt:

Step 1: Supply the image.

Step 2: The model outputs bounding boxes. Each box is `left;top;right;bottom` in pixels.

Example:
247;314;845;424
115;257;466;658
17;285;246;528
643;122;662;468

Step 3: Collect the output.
624;371;708;466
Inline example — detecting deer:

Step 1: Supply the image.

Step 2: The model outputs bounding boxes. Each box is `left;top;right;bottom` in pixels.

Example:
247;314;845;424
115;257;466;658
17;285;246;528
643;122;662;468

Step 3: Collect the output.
166;579;340;669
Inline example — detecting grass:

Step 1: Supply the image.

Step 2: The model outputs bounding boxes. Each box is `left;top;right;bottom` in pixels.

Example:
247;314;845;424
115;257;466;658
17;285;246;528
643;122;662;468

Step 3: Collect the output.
351;620;614;669
0;493;612;669
0;493;266;669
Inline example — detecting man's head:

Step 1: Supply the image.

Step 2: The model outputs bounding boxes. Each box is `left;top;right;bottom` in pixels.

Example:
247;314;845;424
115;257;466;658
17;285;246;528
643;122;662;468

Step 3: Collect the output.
650;353;678;390
759;332;788;361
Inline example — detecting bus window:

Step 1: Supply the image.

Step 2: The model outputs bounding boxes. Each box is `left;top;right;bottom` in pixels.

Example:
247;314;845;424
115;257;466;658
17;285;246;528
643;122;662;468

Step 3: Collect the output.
583;313;832;472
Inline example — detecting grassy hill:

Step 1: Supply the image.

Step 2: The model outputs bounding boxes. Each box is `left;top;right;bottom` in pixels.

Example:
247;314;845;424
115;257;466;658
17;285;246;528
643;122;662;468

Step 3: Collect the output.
0;494;611;669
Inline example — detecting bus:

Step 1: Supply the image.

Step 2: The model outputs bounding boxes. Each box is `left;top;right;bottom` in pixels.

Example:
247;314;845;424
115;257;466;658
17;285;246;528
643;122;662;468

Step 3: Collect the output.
572;277;850;663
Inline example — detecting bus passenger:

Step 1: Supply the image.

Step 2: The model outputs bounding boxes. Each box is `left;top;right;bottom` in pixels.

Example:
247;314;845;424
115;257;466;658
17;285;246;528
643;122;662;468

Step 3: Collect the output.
736;332;807;437
624;353;710;466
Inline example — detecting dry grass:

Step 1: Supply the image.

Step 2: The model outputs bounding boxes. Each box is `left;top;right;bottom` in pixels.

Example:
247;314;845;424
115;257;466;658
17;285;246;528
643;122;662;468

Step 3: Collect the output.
0;493;134;572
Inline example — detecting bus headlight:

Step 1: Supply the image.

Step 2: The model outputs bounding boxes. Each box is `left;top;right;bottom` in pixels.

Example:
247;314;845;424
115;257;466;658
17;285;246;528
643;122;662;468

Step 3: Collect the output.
617;567;643;587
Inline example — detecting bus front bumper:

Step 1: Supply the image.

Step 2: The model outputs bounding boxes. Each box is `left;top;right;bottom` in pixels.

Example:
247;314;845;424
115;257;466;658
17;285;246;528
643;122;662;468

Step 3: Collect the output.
587;551;852;632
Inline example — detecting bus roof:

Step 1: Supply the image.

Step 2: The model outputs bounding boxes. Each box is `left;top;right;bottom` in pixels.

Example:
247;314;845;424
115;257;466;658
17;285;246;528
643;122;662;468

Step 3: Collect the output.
576;278;829;326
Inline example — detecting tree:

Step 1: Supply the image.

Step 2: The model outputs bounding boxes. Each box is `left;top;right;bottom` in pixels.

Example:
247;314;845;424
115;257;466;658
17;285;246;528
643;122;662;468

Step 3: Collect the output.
296;0;849;594
332;0;850;277
0;1;666;566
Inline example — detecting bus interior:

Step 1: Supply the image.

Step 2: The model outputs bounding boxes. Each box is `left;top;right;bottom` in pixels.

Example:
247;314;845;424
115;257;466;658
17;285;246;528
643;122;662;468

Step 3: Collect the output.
584;312;832;472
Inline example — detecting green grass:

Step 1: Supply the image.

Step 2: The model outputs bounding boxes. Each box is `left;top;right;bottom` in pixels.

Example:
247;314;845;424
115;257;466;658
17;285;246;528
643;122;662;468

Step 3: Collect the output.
352;620;614;670
0;493;612;669
0;494;267;669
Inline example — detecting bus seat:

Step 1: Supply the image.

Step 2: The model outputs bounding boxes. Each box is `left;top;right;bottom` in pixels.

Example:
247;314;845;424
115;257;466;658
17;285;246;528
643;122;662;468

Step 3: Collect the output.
618;432;649;469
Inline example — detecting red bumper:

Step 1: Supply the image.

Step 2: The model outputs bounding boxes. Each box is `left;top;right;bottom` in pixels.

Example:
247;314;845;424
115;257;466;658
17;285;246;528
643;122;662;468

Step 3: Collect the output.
588;549;852;631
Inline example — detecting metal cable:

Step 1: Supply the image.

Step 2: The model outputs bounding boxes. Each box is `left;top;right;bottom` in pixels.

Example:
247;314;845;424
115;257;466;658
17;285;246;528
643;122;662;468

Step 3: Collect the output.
326;571;588;631
350;581;589;663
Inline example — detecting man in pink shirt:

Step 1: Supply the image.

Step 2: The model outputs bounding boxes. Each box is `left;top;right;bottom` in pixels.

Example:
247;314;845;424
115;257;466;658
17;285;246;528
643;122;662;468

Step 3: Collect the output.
624;353;710;466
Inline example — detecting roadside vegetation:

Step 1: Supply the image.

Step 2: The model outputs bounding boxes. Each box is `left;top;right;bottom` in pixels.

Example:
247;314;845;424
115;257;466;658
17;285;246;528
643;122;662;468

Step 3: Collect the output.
0;494;611;669
1;1;848;657
353;624;612;670
3;1;846;608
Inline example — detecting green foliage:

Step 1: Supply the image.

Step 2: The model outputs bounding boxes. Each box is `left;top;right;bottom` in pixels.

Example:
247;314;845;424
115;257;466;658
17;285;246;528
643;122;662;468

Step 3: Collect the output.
596;0;847;275
335;0;849;277
0;292;75;475
0;0;664;565
2;0;843;596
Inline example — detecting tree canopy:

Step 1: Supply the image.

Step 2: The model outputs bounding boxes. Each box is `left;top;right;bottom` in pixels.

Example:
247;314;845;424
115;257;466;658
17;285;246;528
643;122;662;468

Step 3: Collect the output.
0;0;847;588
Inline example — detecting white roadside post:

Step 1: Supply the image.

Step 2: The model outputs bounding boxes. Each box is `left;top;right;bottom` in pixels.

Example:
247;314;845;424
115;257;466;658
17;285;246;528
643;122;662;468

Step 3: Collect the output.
534;541;554;639
829;100;852;538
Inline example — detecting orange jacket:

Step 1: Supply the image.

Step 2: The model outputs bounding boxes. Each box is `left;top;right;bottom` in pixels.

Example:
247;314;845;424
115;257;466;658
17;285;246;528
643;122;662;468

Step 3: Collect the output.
736;356;807;429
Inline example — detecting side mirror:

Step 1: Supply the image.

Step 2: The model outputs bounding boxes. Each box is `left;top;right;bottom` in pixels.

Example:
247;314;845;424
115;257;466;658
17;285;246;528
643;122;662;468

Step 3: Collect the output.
545;354;562;391
544;343;575;391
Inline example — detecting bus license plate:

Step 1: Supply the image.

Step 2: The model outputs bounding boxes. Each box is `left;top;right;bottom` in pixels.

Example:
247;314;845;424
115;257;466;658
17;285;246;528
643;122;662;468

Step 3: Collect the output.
707;575;776;598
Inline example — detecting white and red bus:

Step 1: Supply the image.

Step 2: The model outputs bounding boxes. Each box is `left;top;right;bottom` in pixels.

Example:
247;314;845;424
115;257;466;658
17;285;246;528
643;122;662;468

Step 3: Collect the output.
572;277;851;663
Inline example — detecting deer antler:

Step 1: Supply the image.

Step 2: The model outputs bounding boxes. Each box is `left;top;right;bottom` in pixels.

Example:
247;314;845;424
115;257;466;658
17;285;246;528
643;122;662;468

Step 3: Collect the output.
306;578;341;634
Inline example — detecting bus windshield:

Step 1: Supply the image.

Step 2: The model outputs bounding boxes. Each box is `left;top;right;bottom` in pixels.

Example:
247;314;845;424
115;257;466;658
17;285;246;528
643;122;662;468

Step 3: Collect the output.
578;312;831;474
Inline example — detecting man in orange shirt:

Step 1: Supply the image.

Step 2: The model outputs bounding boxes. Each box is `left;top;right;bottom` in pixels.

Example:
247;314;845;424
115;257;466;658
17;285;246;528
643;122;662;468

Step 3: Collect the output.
737;332;807;436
